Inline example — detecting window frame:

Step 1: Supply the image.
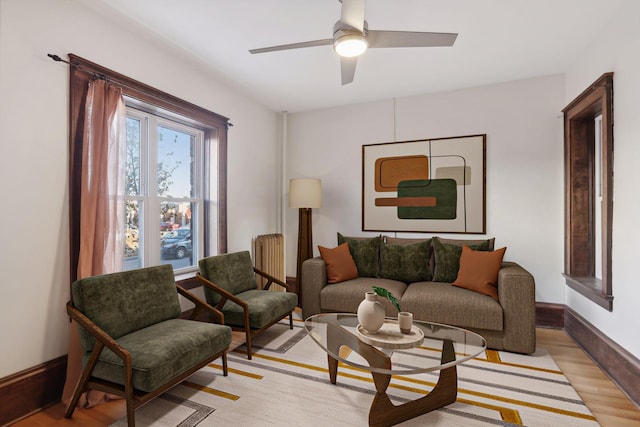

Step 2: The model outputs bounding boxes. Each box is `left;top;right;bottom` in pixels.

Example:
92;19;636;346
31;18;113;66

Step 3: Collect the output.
69;54;229;282
124;106;207;273
562;72;614;311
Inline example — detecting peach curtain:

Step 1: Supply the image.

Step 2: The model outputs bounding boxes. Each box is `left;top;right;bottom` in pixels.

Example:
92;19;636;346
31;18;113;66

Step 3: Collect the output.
62;79;126;407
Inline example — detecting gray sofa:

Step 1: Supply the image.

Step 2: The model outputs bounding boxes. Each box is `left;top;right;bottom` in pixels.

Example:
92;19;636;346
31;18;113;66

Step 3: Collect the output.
301;235;536;354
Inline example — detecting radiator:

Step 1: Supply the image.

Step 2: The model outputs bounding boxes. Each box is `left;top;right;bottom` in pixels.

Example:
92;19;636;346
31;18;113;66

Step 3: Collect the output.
252;233;285;292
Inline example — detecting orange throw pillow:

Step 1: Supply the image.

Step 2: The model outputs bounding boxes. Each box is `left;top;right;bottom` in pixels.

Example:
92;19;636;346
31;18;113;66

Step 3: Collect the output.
318;242;359;284
452;244;507;300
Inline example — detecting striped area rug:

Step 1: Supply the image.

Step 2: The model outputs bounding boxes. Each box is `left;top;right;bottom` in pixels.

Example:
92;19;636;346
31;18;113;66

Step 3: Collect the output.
113;317;599;426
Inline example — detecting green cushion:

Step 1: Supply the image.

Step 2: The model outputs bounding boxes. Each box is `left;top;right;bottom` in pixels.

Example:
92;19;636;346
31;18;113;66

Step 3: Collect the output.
432;237;491;282
87;319;231;392
72;264;181;352
220;289;298;329
438;237;495;251
199;251;258;305
379;239;432;283
337;233;381;278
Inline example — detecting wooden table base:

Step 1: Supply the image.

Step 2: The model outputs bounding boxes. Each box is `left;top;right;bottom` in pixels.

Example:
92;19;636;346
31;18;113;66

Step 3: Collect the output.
326;321;457;427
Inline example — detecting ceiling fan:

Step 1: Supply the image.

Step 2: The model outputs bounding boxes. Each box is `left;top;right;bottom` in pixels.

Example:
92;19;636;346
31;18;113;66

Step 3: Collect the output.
249;0;458;85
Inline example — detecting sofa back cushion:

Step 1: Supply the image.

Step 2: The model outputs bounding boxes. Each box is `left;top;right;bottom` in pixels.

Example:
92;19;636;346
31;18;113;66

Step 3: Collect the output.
337;233;381;278
379;239;432;283
72;264;181;352
438;236;495;250
431;237;494;282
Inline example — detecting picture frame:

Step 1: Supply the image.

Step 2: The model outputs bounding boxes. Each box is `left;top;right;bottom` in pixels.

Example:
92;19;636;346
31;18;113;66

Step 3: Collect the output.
362;134;486;234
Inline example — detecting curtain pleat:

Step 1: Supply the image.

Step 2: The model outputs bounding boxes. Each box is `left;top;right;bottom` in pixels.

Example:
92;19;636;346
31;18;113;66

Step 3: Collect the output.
62;79;126;407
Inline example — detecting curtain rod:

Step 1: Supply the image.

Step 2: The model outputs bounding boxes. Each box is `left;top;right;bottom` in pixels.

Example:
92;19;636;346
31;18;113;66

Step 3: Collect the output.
48;53;107;81
48;53;233;127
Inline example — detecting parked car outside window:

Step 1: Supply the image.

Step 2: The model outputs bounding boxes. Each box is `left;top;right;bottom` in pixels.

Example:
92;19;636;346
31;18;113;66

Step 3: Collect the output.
160;228;192;259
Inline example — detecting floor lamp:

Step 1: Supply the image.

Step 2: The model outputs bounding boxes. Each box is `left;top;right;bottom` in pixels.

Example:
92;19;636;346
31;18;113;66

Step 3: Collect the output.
289;178;322;305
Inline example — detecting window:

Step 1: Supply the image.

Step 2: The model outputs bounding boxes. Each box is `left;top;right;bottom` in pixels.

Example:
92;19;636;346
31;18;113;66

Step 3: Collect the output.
124;106;207;273
68;54;229;282
562;73;613;311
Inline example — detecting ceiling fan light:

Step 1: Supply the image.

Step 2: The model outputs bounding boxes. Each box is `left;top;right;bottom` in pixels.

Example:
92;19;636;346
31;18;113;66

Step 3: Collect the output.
334;34;368;57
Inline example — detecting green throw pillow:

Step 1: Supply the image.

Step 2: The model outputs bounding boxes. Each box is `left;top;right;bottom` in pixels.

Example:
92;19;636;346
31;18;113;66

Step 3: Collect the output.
337;233;381;278
379;239;432;283
432;237;490;282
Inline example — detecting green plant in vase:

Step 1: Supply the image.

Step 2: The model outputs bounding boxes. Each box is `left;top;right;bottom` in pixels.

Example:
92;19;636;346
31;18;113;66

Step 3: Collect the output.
372;286;413;334
372;286;401;313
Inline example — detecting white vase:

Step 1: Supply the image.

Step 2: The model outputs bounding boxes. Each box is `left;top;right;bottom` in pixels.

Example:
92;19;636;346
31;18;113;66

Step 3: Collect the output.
357;291;385;334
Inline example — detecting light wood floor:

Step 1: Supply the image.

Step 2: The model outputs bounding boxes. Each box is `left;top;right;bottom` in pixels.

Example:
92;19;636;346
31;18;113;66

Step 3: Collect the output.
13;328;640;427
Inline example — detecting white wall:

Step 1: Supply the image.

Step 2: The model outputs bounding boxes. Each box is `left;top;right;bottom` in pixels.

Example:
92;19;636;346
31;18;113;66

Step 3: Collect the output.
286;1;640;359
287;74;566;304
0;0;279;378
564;1;640;357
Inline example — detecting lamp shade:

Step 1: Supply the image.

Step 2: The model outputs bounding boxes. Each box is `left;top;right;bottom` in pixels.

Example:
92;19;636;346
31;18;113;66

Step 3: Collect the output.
289;178;322;209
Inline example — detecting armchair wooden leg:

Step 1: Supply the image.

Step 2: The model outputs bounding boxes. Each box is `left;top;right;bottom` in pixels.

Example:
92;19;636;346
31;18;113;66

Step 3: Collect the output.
289;312;293;329
124;360;136;427
245;329;253;360
244;310;253;360
65;342;104;419
222;352;228;376
64;383;83;419
126;398;136;427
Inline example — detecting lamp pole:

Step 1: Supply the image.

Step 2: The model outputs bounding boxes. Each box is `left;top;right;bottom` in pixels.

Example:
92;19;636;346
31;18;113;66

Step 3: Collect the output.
289;178;322;307
296;207;313;300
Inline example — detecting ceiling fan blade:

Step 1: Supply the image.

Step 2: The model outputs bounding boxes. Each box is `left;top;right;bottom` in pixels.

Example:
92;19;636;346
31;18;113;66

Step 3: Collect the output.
340;56;358;85
340;0;365;31
249;39;333;54
368;31;458;48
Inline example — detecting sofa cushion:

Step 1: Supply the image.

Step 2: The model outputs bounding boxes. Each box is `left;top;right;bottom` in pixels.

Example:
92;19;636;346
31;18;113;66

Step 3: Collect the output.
432;237;492;282
453;245;507;300
337;233;381;278
379;239;432;283
220;289;298;329
318;242;358;283
401;282;503;331
320;277;407;317
87;318;231;392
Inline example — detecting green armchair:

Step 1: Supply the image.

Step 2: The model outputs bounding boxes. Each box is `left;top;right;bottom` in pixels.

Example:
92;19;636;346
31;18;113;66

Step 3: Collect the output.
196;251;298;359
65;264;232;427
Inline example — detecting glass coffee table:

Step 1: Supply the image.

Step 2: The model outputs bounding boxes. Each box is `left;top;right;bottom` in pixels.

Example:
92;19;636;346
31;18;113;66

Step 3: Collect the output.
304;313;487;427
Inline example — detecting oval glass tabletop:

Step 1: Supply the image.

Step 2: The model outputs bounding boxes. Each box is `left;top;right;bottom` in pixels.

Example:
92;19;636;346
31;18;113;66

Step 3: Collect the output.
304;313;487;376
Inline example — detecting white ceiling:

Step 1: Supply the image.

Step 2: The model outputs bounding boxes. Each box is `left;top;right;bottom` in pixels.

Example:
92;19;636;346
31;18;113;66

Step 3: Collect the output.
83;0;626;113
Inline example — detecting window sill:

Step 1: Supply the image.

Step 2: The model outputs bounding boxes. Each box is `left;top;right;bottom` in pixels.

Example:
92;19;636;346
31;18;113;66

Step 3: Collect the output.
563;274;613;311
176;269;199;290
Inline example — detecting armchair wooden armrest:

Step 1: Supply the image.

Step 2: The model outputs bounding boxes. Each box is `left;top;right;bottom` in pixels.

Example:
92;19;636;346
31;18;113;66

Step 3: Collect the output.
67;301;130;362
195;273;250;312
253;267;295;292
176;284;225;324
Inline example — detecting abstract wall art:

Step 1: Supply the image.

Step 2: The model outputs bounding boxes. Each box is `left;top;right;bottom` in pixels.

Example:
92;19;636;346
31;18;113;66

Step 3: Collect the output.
362;134;486;233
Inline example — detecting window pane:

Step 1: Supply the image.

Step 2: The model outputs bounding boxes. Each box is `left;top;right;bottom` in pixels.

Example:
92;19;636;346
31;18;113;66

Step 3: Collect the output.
126;117;141;196
124;200;142;271
160;201;195;270
157;126;195;198
123;107;207;274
